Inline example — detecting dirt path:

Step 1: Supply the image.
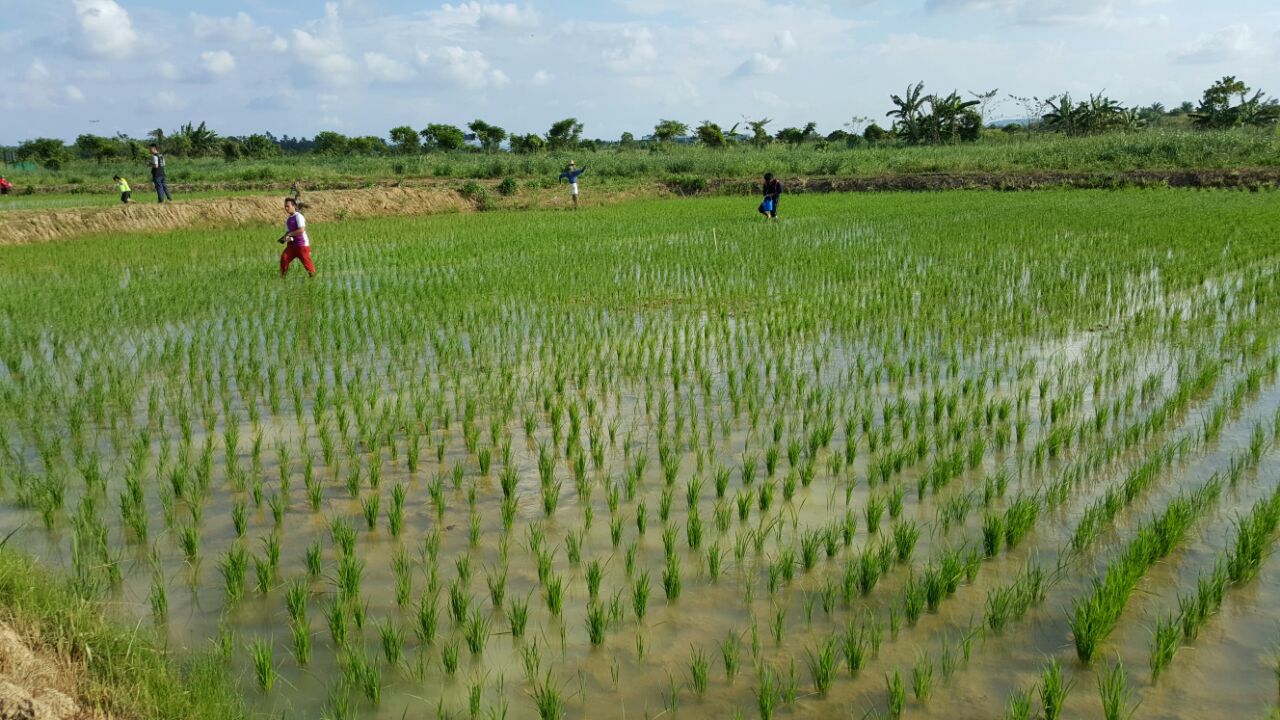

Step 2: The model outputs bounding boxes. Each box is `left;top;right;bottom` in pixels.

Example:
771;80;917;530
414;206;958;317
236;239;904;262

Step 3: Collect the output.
0;621;86;720
0;187;471;245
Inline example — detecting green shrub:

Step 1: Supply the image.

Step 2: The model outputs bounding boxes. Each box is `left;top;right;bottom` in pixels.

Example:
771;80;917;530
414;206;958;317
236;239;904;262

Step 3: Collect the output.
497;178;519;196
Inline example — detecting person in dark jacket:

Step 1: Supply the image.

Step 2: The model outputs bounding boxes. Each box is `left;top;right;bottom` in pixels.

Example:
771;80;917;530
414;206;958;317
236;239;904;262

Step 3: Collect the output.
759;173;782;219
558;161;586;209
149;144;174;203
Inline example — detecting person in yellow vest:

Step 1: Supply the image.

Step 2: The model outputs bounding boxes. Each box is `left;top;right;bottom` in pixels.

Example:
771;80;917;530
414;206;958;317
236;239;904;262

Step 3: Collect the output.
113;175;133;204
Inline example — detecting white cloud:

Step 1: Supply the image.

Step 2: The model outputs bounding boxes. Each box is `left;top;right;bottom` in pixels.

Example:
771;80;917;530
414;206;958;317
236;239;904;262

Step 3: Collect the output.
191;11;283;50
65;86;85;103
364;52;417;82
604;28;658;73
775;30;798;52
1174;23;1260;64
143;91;187;112
25;59;50;83
732;52;783;78
418;46;510;89
925;0;1169;28
73;0;138;59
532;69;554;86
432;3;539;28
201;50;237;77
158;62;179;80
291;29;357;82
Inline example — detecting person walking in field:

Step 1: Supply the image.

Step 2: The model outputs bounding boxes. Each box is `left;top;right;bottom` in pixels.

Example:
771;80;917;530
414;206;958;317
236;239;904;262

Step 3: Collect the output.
113;175;133;203
558;160;586;209
759;173;782;220
149;144;174;203
278;197;316;278
0;176;12;195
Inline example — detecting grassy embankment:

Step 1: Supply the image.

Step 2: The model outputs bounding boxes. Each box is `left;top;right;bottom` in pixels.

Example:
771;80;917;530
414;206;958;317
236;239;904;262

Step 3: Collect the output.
0;546;246;720
3;128;1277;202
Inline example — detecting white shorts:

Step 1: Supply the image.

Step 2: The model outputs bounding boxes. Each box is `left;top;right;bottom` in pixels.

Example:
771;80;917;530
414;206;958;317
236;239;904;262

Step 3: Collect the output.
570;182;579;196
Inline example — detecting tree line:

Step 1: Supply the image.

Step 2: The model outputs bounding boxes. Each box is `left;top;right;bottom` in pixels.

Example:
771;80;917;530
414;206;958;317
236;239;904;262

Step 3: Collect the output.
8;76;1276;169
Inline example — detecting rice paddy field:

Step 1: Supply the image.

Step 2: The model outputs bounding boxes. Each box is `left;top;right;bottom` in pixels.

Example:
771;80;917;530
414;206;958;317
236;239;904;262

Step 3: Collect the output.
1;189;1279;719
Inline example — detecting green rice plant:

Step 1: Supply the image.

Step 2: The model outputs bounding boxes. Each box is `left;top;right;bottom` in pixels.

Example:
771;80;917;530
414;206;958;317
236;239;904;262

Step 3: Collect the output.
1004;687;1033;720
465;607;492;655
886;669;905;719
911;651;933;703
756;664;779;720
892;520;919;564
305;541;322;578
508;594;530;639
177;524;200;562
902;574;925;624
232;502;247;538
1150;613;1180;681
629;563;650;620
662;554;681;601
805;636;838;696
325;600;348;647
378;618;405;664
456;554;473;586
721;632;741;683
219;544;248;603
290;617;310;667
486;563;508;610
982;512;1004;557
450;580;472;623
249;637;276;692
415;592;440;644
528;671;565;720
1098;658;1138;720
1039;658;1073;720
360;492;380;530
285;579;308;622
586;602;608;645
736;490;753;523
865;494;885;535
441;639;460;675
336;555;364;603
545;574;564;615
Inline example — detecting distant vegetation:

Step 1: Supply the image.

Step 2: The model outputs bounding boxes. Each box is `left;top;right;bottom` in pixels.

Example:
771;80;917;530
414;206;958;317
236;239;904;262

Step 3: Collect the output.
6;77;1276;173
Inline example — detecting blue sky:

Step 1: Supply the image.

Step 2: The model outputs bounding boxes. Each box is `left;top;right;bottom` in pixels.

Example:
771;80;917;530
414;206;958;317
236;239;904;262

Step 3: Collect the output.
1;0;1277;143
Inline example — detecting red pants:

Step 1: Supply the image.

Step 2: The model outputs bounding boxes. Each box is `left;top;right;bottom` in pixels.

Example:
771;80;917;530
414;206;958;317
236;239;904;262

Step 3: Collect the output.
280;245;315;275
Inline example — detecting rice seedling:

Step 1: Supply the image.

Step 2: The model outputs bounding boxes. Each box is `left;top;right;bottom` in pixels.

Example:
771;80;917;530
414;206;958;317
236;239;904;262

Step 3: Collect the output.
805;636;839;696
886;669;905;719
378;618;405;664
508;594;530;639
911;651;933;703
756;664;779;720
1098;658;1138;720
722;632;741;683
465;607;492;655
1039;658;1073;720
249;637;277;692
528;671;565;720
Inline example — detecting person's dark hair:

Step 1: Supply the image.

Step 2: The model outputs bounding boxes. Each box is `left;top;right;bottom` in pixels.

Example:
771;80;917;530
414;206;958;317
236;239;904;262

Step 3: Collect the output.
764;173;774;182
149;144;158;150
112;175;121;181
284;197;296;207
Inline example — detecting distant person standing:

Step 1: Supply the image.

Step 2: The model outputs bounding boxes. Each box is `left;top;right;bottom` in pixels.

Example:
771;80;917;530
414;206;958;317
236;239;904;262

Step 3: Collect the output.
558;160;586;209
759;172;782;220
290;180;303;209
113;175;133;203
149;144;173;203
278;197;316;278
0;176;12;195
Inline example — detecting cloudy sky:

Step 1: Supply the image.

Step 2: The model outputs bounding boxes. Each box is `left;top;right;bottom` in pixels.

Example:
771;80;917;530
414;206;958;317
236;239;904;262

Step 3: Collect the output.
1;0;1277;143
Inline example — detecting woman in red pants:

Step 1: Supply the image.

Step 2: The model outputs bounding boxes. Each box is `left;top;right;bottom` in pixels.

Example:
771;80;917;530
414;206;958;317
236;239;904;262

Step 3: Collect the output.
278;197;316;278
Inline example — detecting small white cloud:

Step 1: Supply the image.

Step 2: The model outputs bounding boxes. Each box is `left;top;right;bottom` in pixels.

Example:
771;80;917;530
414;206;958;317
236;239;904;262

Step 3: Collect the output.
532;69;553;86
65;85;85;103
25;59;50;82
775;30;797;52
604;28;657;74
292;29;357;82
364;52;417;82
433;2;540;28
201;50;237;77
1174;23;1259;64
143;91;187;112
73;0;139;60
732;53;782;78
191;11;277;47
270;36;289;52
419;46;509;89
158;61;179;80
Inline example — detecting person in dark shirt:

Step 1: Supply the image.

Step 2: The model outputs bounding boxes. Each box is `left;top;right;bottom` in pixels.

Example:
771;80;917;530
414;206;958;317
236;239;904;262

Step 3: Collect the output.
759;173;782;220
149;145;174;203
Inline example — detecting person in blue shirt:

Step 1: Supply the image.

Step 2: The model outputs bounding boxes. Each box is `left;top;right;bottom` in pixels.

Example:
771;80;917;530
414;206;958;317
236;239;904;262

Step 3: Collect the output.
558;161;586;209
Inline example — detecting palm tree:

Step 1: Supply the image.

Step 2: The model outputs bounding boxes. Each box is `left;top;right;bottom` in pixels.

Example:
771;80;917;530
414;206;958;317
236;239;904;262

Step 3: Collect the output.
887;82;927;143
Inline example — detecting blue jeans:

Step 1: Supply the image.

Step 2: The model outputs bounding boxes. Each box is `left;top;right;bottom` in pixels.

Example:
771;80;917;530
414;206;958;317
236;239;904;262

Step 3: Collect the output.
154;175;173;202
